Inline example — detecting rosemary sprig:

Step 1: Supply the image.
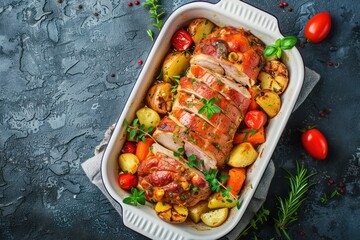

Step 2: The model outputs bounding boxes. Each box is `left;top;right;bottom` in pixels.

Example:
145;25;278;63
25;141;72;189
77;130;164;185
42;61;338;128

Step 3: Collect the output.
274;162;316;239
143;0;165;30
238;206;270;238
147;29;154;41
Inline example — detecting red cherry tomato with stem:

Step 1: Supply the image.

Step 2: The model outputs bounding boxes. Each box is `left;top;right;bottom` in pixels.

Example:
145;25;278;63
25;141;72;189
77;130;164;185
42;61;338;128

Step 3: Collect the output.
301;128;328;160
304;12;331;43
171;29;193;51
244;110;268;129
118;173;138;190
122;141;136;154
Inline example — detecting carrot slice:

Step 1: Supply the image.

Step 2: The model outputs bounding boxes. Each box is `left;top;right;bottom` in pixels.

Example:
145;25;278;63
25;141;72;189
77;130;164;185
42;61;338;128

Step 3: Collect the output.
234;127;266;145
135;137;155;161
248;86;260;110
227;168;246;196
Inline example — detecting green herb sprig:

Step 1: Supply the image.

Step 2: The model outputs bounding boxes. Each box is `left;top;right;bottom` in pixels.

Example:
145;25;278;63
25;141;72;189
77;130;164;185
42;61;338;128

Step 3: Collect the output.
123;188;146;206
274;162;315;239
144;0;165;41
125;118;155;143
264;36;297;59
238;206;270;238
320;189;341;205
198;97;221;119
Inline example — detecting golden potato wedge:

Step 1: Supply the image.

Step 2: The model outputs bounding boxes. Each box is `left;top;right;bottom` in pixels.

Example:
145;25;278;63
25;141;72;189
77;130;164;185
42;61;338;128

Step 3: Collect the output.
255;90;282;118
208;192;237;209
118;153;140;174
155;202;172;222
188;18;215;43
258;60;289;94
228;142;258;168
201;208;229;227
136;107;161;130
146;83;173;114
162;51;191;83
188;201;210;223
155;202;188;223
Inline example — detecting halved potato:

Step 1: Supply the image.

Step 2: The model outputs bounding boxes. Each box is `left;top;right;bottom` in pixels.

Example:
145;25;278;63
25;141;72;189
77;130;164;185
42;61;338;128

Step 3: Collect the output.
118;153;140;174
146;82;173;114
155;202;188;223
136;107;161;130
228;142;258;168
201;208;229;227
255;90;282;118
208;192;237;209
258;60;289;94
188;201;210;223
162;51;191;83
188;18;215;43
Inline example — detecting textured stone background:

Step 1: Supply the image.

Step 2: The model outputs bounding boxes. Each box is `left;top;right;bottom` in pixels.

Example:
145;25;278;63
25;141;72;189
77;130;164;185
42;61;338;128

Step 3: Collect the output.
0;0;359;239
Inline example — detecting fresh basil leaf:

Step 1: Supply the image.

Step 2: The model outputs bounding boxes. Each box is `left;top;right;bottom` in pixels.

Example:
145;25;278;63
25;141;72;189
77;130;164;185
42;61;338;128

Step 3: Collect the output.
275;39;281;47
280;36;297;50
276;48;282;58
263;46;278;58
123;197;133;204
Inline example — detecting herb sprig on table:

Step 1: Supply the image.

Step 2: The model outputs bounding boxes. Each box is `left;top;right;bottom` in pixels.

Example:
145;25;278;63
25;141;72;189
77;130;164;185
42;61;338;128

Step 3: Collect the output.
144;0;165;40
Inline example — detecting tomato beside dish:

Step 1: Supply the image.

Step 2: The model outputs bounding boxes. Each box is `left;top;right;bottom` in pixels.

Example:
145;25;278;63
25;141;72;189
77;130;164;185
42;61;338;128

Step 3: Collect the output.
301;128;328;160
118;173;138;190
244;110;267;129
304;12;331;43
171;29;193;51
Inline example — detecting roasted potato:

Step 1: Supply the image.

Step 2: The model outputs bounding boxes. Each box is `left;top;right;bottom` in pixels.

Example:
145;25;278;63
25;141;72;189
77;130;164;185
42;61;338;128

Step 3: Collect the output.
146;83;173;114
188;18;215;43
155;202;188;223
118;153;140;174
208;192;237;209
228;142;258;168
162;51;191;83
201;208;229;227
136;107;161;130
258;60;289;94
255;90;282;118
188;201;210;223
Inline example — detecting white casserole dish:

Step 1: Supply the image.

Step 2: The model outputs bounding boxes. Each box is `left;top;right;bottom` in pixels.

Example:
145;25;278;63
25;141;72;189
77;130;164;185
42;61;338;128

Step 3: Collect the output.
101;0;304;239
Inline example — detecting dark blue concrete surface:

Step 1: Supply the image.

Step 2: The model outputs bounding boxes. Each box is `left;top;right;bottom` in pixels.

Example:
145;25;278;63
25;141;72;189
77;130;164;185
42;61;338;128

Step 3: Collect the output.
0;0;359;239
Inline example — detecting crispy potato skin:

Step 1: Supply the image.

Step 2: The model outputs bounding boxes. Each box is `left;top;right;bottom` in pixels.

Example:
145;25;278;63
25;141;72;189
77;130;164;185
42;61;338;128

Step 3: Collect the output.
188;18;215;43
188;201;209;223
162;51;191;83
258;60;289;94
118;153;140;174
136;107;161;130
228;142;259;168
255;90;282;118
146;83;173;114
200;208;229;227
155;202;188;223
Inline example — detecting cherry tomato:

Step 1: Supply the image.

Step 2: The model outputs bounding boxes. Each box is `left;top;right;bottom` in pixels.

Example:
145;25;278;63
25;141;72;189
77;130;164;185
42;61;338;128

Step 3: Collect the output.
244;110;267;129
171;29;193;51
301;128;328;160
304;12;331;43
122;141;136;154
118;173;138;190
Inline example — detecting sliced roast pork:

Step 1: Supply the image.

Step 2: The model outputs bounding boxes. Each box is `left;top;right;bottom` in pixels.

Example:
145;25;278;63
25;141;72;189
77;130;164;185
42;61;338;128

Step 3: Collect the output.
153;116;226;169
178;76;242;126
188;65;251;117
191;26;265;87
137;143;211;207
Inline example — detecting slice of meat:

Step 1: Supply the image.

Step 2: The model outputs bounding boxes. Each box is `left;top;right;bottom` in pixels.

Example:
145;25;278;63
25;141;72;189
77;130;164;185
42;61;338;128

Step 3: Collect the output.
192;26;265;86
188;65;251;117
154;117;227;169
178;76;242;126
137;143;211;207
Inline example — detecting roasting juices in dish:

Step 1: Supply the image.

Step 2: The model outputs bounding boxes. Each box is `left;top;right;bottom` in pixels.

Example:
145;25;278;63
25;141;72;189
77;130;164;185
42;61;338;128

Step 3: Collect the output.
117;18;289;227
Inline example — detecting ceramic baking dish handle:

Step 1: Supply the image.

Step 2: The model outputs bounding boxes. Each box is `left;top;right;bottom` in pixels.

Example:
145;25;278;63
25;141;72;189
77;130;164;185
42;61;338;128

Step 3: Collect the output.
216;0;281;36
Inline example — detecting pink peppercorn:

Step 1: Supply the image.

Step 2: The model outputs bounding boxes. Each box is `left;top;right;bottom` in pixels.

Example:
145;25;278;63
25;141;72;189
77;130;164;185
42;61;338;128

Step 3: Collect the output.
128;2;133;7
137;59;143;65
134;0;140;5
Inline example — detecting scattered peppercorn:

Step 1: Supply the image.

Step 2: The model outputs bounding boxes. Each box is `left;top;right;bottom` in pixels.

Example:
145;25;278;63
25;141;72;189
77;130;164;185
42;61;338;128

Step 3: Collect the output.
57;0;63;3
283;2;288;7
339;189;346;194
279;3;284;8
78;4;83;10
329;46;338;51
137;59;143;65
128;2;133;7
328;179;335;185
327;61;334;66
111;73;116;78
288;7;293;12
134;0;140;5
93;12;99;17
324;108;332;114
299;231;305;237
320;112;325;118
299;42;305;48
339;182;345;188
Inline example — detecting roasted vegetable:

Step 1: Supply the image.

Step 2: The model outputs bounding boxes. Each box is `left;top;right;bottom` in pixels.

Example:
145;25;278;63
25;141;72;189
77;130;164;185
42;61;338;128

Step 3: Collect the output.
118;153;140;174
228;142;259;168
201;208;229;227
188;201;210;223
146;82;173;114
118;173;138;190
233;127;266;145
255;90;282;118
226;168;246;196
136;107;161;130
135;137;155;161
155;202;188;223
188;18;215;43
171;29;193;51
162;51;191;83
258;60;289;94
208;192;237;209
